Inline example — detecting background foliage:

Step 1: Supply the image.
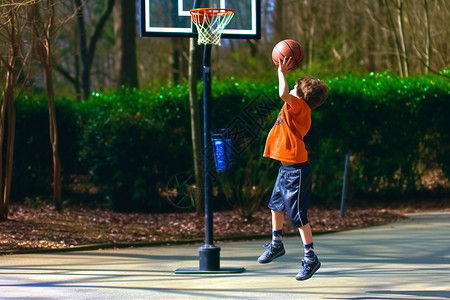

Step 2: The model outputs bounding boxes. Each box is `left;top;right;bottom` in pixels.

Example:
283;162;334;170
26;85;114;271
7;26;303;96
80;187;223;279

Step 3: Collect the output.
2;0;449;96
11;74;450;212
1;1;449;221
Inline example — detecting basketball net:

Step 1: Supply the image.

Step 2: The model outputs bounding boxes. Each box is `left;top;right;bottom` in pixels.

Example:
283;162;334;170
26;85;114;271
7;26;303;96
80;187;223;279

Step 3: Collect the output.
190;8;234;46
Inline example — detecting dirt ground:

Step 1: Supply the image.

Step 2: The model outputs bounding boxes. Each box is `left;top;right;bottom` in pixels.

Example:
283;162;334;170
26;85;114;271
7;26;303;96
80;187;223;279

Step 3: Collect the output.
1;198;448;254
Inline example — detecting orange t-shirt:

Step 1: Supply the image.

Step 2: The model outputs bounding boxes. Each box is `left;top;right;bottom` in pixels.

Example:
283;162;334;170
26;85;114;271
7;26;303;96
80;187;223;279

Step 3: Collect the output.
263;95;311;163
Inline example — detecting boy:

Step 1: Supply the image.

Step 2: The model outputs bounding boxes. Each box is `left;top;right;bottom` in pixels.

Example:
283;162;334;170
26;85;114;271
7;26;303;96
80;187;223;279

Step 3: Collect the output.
258;57;328;281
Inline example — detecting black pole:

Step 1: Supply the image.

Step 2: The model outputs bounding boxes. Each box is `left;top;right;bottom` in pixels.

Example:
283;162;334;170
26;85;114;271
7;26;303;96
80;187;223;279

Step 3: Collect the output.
202;44;214;246
340;152;351;218
198;44;221;271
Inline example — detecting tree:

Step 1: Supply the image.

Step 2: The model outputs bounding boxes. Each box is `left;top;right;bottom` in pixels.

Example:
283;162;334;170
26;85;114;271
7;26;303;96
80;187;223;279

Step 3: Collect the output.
0;0;32;221
423;0;431;74
188;37;204;213
29;0;73;212
114;0;138;88
383;0;409;77
272;0;284;43
73;0;115;99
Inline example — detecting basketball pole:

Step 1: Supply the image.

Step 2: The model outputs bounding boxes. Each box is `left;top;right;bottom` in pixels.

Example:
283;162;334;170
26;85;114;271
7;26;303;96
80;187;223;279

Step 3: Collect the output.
198;43;221;270
175;42;244;275
175;2;244;274
203;44;213;248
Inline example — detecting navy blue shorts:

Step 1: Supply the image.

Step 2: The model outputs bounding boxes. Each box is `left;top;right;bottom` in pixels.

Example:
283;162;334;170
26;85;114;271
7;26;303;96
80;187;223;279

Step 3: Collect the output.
268;162;312;228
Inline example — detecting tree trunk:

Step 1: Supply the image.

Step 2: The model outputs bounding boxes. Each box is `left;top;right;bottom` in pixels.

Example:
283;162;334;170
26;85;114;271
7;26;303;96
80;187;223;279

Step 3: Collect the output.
75;0;116;100
30;0;63;211
0;88;5;221
423;0;431;74
46;67;63;212
74;0;90;99
43;47;62;211
3;89;16;221
114;0;138;88
1;65;17;222
188;37;204;213
172;38;181;84
396;0;409;77
273;0;284;43
1;66;16;222
307;16;315;71
384;0;404;77
0;9;20;221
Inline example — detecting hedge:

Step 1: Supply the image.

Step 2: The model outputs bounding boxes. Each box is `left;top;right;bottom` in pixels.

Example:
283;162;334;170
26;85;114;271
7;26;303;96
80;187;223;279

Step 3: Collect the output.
9;73;450;211
311;73;450;202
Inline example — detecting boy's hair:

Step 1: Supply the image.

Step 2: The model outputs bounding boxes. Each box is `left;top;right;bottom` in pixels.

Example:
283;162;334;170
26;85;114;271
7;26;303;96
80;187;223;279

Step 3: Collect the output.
296;76;329;110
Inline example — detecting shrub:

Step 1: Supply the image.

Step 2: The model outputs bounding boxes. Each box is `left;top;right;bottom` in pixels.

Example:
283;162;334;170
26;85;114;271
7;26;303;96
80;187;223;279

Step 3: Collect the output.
8;73;449;212
76;87;192;211
309;73;450;202
13;95;78;202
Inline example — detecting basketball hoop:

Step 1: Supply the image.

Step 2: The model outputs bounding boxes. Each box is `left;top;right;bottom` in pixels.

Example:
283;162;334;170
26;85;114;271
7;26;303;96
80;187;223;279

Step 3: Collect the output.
190;8;234;45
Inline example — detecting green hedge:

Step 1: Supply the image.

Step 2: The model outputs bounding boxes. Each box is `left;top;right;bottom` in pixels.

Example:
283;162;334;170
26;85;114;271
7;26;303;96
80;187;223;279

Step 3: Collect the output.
75;86;192;211
13;96;79;201
310;73;450;202
10;73;450;211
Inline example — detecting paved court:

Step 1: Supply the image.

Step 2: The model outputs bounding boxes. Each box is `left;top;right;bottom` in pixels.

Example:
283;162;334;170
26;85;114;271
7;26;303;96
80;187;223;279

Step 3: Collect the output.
0;212;449;299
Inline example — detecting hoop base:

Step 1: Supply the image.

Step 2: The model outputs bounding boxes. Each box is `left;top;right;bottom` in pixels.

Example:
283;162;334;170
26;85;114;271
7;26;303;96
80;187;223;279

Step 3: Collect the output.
175;244;245;275
175;267;246;274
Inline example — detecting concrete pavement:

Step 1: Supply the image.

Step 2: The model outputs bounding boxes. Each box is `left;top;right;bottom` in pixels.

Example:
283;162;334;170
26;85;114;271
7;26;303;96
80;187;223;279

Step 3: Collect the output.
0;212;449;299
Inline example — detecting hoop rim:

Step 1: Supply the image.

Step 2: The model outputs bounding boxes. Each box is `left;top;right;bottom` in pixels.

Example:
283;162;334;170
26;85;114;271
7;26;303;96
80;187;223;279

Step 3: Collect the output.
189;8;235;45
190;8;234;20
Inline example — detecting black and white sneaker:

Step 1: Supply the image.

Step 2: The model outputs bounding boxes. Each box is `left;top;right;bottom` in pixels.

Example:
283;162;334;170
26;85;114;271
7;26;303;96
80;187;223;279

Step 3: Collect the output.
257;242;286;264
296;258;321;281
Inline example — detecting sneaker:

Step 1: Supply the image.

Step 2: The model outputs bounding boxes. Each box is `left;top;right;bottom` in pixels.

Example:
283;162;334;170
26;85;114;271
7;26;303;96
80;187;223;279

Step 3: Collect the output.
257;242;286;264
296;258;321;281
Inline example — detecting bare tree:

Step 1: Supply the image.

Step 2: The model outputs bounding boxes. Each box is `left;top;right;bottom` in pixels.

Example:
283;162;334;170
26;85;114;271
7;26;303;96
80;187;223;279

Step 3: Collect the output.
47;0;449;92
272;0;284;43
395;0;409;77
367;0;409;77
423;0;431;74
0;0;33;221
188;37;204;213
73;0;115;99
113;0;138;88
29;0;74;212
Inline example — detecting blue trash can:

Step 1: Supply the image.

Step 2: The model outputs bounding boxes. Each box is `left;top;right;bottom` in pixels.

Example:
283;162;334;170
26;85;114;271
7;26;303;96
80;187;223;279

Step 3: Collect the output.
211;130;232;172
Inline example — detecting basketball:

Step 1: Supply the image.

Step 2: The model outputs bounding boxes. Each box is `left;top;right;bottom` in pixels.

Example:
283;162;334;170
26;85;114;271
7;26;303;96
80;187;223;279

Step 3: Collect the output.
272;39;304;71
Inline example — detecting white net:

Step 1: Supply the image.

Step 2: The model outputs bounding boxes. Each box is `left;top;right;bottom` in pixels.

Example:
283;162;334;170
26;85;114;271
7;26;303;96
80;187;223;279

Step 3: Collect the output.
190;8;234;46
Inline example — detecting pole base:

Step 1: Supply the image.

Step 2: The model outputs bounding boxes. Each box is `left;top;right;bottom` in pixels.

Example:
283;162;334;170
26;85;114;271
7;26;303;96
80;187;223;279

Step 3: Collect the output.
199;244;220;271
175;267;245;274
175;244;245;274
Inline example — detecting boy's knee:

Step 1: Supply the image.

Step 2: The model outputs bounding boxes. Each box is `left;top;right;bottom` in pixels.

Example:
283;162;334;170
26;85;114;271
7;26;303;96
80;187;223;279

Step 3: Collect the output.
296;221;310;229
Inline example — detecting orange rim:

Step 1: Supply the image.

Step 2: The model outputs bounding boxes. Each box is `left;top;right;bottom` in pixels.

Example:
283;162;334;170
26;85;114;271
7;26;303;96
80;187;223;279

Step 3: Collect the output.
190;8;234;20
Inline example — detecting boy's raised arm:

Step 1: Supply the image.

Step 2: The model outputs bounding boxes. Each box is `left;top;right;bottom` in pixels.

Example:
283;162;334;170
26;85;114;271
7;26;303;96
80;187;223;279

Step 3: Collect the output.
278;57;294;104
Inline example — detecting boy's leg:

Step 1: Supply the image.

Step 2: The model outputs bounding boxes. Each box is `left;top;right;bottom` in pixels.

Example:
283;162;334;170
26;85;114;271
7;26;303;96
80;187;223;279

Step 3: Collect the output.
299;223;313;245
299;223;317;260
259;165;287;264
271;210;284;245
272;210;284;231
257;210;286;263
296;223;320;281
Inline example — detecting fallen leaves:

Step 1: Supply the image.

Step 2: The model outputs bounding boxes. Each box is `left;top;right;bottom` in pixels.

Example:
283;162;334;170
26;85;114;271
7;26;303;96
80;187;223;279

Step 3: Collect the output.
0;204;406;252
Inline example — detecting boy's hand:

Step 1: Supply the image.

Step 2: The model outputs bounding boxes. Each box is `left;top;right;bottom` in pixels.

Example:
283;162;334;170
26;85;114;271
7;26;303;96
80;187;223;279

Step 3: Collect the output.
278;57;294;74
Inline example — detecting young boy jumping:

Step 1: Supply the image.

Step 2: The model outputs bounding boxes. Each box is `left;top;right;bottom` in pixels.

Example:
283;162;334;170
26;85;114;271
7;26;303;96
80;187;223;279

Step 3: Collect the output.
258;57;329;281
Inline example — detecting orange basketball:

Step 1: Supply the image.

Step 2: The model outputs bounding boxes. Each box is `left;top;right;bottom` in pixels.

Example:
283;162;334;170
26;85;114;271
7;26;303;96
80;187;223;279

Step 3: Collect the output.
272;39;304;71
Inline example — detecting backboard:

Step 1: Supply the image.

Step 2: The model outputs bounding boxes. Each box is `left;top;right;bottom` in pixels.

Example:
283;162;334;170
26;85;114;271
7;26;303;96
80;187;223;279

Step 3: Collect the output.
140;0;261;39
